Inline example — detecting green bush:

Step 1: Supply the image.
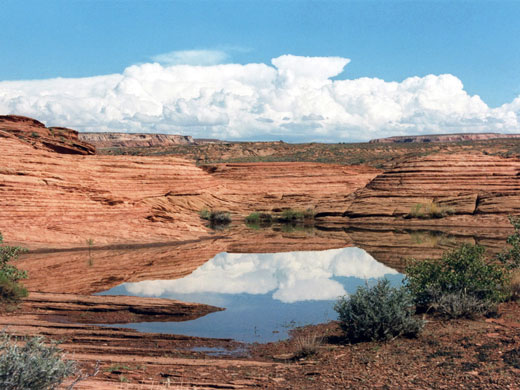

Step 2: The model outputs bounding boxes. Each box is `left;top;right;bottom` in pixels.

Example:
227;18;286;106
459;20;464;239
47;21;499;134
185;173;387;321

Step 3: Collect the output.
199;208;211;220
0;233;27;304
199;209;231;227
0;273;27;303
405;244;509;315
0;332;77;390
209;211;231;225
245;212;273;229
334;279;423;343
245;212;272;224
497;215;520;270
277;208;315;223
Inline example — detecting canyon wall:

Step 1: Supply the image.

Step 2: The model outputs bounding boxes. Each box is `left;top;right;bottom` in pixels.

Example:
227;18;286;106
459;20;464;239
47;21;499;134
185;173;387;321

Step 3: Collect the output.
0;115;95;155
0;119;377;249
345;152;520;227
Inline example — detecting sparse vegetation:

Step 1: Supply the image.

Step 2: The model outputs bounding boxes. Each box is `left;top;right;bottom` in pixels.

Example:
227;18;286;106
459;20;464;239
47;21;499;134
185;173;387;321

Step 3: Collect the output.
199;208;211;220
199;209;232;228
0;233;28;305
334;279;424;343
86;238;94;267
428;290;497;319
408;202;453;219
278;208;315;222
510;269;520;301
244;209;315;229
245;212;273;229
292;333;323;359
405;244;509;317
245;212;273;224
497;215;520;270
0;332;77;390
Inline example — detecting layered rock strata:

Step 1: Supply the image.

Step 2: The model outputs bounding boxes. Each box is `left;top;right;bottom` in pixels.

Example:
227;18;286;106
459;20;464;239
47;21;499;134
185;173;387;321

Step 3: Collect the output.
0;115;95;155
346;153;520;227
0;130;378;248
22;292;222;324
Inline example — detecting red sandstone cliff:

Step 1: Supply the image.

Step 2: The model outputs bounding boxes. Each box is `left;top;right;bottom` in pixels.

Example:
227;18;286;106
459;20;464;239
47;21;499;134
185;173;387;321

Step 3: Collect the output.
0;115;96;155
346;152;520;227
0;118;377;249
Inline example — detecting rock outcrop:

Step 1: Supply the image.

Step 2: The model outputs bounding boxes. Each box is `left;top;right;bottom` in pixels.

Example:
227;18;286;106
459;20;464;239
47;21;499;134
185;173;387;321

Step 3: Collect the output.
0;120;378;249
369;133;520;144
0;133;220;248
22;291;222;324
346;153;520;226
79;132;194;148
0;115;96;155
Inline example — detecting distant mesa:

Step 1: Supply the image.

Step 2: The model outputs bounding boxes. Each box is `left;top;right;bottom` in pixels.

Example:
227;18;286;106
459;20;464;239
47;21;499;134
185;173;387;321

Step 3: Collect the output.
78;133;225;149
78;132;195;149
369;133;520;144
0;115;95;155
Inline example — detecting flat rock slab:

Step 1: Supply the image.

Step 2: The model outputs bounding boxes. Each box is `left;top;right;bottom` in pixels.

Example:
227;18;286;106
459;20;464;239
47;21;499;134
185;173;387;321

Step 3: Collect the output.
21;291;223;324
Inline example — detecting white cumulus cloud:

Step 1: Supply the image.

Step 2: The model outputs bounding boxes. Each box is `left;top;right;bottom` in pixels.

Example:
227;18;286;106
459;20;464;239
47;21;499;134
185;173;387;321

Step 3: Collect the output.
151;49;229;66
0;54;519;141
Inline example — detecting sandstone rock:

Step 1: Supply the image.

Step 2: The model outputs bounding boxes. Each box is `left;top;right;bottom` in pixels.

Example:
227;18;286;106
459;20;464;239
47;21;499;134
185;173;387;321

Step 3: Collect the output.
346;153;520;225
0;115;95;155
22;291;222;324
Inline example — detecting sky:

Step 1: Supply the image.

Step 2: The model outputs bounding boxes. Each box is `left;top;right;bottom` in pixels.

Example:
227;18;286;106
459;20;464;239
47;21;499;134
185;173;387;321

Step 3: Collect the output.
1;0;520;142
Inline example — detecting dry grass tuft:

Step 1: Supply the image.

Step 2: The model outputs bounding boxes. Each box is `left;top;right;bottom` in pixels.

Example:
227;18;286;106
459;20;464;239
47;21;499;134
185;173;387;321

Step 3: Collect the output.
510;269;520;301
292;333;323;359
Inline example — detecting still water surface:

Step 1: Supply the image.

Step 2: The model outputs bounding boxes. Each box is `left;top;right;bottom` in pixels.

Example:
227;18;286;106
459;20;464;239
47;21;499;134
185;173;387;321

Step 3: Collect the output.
100;247;403;343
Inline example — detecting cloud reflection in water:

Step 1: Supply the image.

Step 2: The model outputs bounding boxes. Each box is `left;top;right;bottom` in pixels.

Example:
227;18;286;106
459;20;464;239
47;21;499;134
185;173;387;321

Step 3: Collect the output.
123;247;398;303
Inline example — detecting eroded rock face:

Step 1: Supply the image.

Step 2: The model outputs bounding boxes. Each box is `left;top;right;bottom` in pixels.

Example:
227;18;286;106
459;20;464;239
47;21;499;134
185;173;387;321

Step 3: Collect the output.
346;153;520;226
199;162;380;217
79;132;194;148
0;134;220;248
0;123;378;249
0;115;96;155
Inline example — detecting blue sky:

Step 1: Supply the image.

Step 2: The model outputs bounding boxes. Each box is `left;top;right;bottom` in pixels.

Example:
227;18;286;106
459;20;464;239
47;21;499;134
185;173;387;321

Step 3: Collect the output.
1;0;520;141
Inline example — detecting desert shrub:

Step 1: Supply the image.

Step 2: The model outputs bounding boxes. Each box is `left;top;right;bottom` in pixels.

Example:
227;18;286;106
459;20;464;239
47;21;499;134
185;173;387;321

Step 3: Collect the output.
278;209;305;222
405;244;509;314
0;274;27;303
408;202;452;219
510;269;520;301
277;208;315;223
496;215;520;270
199;209;231;227
0;233;27;304
209;211;231;225
199;208;211;220
0;332;77;390
292;333;323;359
334;279;423;343
429;290;497;319
245;212;272;224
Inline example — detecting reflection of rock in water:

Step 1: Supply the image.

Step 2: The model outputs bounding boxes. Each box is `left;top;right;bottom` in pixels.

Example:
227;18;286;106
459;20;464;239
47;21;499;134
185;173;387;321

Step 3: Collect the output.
344;226;511;272
18;223;511;295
